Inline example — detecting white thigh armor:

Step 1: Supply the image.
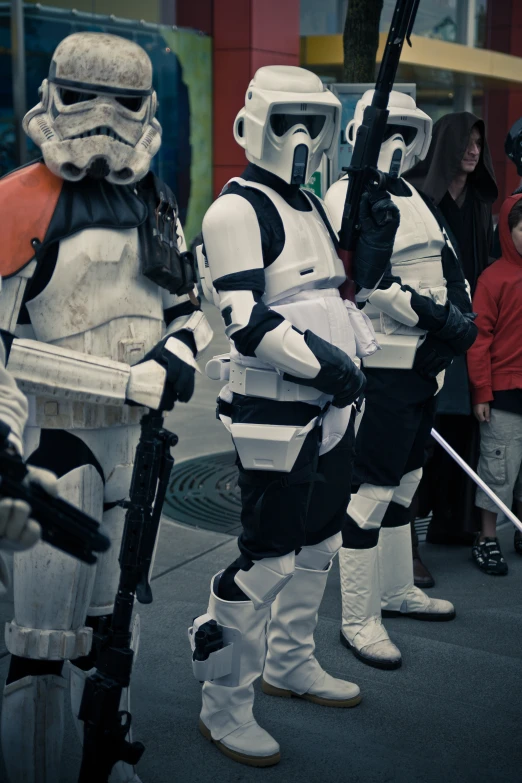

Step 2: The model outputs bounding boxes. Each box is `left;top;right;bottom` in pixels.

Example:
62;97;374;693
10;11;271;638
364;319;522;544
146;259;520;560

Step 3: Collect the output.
6;463;103;660
6;423;142;660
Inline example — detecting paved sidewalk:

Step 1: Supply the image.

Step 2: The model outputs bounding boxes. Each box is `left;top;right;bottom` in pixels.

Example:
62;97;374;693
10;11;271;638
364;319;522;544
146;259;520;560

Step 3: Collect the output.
1;302;522;782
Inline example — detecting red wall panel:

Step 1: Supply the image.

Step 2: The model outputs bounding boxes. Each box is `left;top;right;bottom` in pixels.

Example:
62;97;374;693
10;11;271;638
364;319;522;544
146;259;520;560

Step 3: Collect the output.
178;0;300;201
213;50;252;167
213;0;251;50
251;0;300;56
485;0;522;212
176;1;212;34
213;164;247;198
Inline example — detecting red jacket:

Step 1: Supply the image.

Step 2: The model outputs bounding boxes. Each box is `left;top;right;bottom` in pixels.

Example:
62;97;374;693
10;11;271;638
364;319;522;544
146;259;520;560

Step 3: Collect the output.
467;193;522;405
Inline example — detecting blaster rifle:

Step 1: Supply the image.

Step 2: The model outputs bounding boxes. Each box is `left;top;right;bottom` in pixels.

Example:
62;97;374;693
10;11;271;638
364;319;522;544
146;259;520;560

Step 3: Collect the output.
77;410;178;783
338;0;420;302
0;424;110;564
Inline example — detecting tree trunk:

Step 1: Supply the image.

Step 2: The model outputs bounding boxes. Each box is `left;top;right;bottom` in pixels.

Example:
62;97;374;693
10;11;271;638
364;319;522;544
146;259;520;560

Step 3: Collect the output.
343;0;384;83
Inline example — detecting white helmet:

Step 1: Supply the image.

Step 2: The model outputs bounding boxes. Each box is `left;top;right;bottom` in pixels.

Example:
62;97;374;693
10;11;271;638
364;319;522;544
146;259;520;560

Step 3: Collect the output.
346;90;432;177
233;65;341;186
23;33;162;184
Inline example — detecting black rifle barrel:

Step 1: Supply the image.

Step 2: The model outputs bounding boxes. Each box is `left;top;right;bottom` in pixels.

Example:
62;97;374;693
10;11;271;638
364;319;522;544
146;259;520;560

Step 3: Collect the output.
0;455;110;565
338;0;420;258
78;409;178;782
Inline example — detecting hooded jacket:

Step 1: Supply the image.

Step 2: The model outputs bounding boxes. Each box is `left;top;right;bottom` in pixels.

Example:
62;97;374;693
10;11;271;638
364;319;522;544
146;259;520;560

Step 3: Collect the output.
405;112;498;293
467;193;522;405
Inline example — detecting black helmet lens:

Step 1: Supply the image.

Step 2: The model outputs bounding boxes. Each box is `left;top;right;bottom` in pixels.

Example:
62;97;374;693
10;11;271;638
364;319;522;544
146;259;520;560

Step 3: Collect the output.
270;113;326;139
383;123;417;145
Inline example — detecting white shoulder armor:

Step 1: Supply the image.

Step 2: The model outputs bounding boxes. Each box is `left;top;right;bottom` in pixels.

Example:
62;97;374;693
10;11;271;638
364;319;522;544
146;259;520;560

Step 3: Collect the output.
202;192;265;285
391;184;445;266
323;177;347;234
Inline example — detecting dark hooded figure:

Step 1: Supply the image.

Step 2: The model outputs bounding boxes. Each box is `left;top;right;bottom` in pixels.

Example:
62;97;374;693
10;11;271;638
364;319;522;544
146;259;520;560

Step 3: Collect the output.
404;112;498;553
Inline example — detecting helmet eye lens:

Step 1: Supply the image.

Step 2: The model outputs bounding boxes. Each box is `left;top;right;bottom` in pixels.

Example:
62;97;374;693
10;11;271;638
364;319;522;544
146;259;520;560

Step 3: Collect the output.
270;113;326;139
116;96;144;112
383;123;417;145
60;88;96;105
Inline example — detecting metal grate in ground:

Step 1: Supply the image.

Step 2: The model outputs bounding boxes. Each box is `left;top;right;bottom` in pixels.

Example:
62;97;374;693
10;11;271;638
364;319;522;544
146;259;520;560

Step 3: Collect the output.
164;450;432;542
164;451;242;534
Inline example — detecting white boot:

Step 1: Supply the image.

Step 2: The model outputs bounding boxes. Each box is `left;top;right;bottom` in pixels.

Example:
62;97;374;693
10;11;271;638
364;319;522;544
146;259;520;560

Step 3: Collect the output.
379;524;456;620
199;573;280;768
1;674;66;783
339;546;402;669
68;613;142;782
262;563;361;705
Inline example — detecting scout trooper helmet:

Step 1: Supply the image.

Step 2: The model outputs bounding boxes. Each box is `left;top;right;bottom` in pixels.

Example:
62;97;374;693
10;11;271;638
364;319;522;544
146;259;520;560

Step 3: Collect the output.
233;65;341;185
346;90;432;177
23;33;161;184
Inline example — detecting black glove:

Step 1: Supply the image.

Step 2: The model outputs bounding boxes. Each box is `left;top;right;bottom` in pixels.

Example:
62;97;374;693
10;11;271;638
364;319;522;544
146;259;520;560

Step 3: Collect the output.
130;330;196;411
433;301;478;354
283;330;366;408
413;335;457;379
354;190;401;290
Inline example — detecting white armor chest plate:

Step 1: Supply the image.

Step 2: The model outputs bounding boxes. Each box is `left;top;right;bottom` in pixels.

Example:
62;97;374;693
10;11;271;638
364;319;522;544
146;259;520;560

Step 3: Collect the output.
21;227;164;430
233;178;345;304
25;227;164;362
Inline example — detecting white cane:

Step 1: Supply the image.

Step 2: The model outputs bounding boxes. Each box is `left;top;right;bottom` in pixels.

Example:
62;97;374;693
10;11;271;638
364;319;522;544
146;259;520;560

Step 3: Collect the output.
431;428;522;535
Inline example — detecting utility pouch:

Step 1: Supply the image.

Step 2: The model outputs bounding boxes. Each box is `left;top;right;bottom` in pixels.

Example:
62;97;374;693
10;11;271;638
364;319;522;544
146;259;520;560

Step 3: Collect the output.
137;172;197;296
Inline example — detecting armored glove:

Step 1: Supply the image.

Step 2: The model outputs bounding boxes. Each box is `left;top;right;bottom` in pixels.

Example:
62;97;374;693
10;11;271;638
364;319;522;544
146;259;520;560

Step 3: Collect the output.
354;190;401;290
126;330;198;411
413;335;457;379
283;330;366;408
0;457;57;551
433;301;478;354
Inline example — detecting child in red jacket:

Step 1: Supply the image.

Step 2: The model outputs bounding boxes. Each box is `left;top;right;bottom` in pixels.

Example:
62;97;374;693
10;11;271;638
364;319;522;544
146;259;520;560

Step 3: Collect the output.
467;194;522;574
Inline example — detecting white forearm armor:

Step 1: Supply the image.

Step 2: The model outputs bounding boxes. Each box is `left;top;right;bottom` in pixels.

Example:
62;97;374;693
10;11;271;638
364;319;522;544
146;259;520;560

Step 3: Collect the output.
0;339;28;455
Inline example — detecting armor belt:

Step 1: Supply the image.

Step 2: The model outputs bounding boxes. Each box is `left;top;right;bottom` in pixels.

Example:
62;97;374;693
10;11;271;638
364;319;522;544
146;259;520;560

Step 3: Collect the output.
228;359;323;404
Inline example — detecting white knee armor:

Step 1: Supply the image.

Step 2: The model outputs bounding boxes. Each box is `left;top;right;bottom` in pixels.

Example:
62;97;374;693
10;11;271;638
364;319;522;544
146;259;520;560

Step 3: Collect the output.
234;552;296;609
392;468;423;508
295;531;342;570
347;484;396;530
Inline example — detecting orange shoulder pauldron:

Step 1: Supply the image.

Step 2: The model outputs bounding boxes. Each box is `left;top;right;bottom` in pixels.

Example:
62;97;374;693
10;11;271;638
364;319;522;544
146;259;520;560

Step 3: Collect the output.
0;162;63;278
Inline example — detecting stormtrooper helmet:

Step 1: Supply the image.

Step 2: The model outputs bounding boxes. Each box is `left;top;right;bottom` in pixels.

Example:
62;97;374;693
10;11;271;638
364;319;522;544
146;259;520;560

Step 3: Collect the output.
346;90;432;177
233;65;341;186
23;33;162;184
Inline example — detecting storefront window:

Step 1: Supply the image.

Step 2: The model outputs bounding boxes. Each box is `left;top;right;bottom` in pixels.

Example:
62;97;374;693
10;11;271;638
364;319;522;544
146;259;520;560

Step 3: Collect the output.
25;0;161;24
303;0;488;47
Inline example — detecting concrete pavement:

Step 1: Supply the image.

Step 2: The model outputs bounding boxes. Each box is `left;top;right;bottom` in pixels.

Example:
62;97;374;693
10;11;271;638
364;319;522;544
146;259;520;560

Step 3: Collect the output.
1;301;522;782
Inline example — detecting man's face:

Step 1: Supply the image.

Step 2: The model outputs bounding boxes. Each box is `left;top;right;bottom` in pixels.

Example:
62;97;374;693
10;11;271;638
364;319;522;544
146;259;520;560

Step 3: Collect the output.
461;126;482;174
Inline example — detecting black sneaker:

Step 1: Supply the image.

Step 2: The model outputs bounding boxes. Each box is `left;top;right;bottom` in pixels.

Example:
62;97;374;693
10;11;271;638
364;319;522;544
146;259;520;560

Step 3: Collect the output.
472;536;508;575
514;530;522;556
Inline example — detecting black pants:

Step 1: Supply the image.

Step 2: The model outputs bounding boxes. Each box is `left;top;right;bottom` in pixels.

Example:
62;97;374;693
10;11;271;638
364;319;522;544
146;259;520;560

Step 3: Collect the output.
422;413;481;542
219;396;356;600
343;367;438;550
